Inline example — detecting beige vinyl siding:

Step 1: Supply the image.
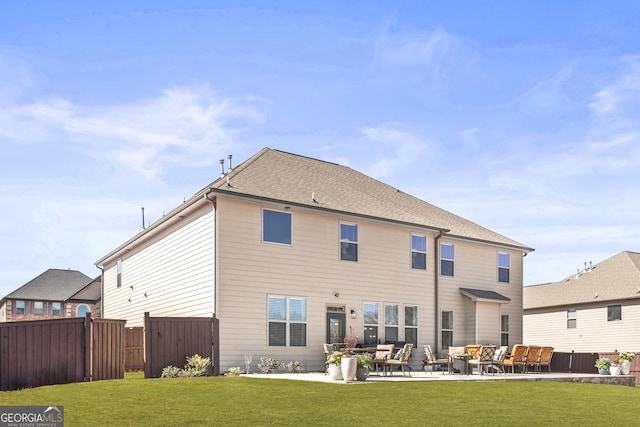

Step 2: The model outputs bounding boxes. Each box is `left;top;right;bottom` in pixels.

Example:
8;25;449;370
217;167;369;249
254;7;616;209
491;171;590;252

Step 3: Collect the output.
524;301;640;352
216;197;437;371
102;204;215;326
437;240;523;350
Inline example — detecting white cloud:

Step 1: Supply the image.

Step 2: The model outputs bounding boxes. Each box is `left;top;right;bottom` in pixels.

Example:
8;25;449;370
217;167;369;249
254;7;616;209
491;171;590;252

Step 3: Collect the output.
0;85;266;179
588;55;640;116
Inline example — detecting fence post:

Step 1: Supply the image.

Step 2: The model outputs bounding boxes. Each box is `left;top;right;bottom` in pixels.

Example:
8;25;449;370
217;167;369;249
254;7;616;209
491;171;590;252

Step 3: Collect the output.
84;312;92;382
212;314;220;376
144;312;151;378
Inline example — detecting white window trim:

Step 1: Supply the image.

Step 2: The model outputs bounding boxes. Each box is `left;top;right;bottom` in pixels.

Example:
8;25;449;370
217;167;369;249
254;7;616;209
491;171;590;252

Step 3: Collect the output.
267;295;307;347
411;233;427;270
498;252;510;283
262;208;293;245
440;243;454;277
339;222;358;261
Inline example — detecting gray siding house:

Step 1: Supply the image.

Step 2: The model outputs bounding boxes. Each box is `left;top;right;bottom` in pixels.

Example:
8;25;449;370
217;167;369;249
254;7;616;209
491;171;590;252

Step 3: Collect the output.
524;251;640;352
95;148;533;372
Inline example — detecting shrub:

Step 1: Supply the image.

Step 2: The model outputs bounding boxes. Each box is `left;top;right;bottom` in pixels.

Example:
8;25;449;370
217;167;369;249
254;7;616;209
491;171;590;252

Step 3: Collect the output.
225;367;243;377
161;354;211;378
285;361;303;373
161;365;182;378
258;357;281;374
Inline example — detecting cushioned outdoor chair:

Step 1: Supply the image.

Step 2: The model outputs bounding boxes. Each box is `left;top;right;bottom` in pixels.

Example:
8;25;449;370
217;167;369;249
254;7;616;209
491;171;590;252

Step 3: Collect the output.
537;346;554;373
371;344;395;376
524;345;541;373
468;345;496;375
447;346;467;374
489;345;509;374
423;345;449;374
502;344;528;373
465;344;482;361
385;343;414;377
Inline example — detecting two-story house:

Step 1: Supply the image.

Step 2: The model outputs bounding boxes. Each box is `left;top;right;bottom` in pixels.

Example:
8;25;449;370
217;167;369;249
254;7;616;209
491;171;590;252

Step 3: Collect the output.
524;251;640;352
95;148;533;372
0;268;101;322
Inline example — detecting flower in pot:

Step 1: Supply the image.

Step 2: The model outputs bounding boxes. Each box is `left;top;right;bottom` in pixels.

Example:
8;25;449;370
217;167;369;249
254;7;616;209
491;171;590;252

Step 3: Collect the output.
356;353;372;381
326;351;343;380
594;358;611;375
618;352;634;375
610;357;622;375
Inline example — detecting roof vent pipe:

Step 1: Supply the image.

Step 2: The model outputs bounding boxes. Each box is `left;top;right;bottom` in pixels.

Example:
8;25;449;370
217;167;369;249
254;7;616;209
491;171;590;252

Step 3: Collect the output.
576;269;580;279
227;154;233;172
219;159;225;177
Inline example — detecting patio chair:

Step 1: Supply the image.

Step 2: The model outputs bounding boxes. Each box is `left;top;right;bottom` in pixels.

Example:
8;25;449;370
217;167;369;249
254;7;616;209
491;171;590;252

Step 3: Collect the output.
489;345;509;374
385;343;414;377
537;346;554;373
371;344;395;376
423;345;449;374
502;344;528;373
524;345;541;373
465;344;482;361
468;345;496;375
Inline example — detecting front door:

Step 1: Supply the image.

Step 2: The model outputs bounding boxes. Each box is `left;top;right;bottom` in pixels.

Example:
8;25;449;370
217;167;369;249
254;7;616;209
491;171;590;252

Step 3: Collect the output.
326;311;346;344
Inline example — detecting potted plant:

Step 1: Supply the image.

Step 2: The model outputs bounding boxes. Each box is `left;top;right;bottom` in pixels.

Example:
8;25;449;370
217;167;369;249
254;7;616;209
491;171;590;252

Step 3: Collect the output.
340;327;359;382
355;353;372;381
594;358;611;375
326;351;343;380
610;357;622;375
618;351;635;375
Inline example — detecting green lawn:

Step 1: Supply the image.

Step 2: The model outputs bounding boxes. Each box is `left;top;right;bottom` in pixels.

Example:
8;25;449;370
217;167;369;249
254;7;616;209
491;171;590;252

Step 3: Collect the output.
0;373;638;426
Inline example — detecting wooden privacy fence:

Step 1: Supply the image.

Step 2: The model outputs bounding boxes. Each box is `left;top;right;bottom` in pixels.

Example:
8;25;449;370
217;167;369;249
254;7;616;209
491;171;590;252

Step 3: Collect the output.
550;351;640;385
0;314;126;391
144;312;219;378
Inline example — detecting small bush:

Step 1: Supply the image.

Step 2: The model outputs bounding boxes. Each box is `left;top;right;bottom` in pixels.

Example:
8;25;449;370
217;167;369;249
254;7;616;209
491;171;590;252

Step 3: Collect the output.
161;354;211;378
258;357;281;374
225;367;243;377
161;365;181;378
285;361;303;373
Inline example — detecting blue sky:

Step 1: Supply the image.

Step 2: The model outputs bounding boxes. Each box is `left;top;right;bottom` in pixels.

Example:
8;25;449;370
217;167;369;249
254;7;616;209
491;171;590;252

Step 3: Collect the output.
2;1;640;296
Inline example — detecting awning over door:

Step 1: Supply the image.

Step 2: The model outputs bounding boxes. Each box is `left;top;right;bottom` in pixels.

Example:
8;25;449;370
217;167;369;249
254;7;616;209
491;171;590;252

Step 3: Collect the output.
459;288;510;303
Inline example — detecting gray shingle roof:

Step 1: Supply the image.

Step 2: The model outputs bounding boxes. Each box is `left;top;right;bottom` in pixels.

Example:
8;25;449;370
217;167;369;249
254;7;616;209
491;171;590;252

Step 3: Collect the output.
460;288;511;302
524;251;640;309
5;269;94;301
206;148;532;251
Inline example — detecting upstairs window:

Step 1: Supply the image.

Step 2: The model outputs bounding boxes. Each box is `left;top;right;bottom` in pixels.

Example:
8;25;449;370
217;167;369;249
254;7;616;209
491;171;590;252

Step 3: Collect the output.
440;243;454;276
607;304;621;322
117;259;122;288
498;252;510;283
34;301;44;316
14;300;25;315
52;302;63;316
340;223;358;261
263;209;292;245
567;309;577;328
411;234;427;269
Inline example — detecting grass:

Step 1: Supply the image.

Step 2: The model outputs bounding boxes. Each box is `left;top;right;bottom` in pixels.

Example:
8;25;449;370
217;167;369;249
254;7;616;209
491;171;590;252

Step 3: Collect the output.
1;372;639;426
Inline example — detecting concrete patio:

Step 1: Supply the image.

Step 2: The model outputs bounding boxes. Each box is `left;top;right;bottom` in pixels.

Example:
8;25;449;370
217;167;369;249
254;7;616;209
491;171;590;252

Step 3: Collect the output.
245;370;636;387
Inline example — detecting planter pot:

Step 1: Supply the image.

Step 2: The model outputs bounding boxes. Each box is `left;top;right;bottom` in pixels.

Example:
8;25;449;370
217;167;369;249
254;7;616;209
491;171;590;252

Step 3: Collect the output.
328;364;342;380
341;356;358;382
598;368;609;375
621;360;631;375
355;368;369;381
610;365;622;375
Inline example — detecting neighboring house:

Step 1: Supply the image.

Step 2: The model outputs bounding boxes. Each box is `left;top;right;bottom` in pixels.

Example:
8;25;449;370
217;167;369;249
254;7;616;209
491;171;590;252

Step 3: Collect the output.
95;148;533;372
0;269;101;322
523;251;640;353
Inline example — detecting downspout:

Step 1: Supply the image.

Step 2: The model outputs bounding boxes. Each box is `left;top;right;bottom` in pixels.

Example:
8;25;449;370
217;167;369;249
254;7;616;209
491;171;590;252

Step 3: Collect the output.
205;191;218;316
434;231;444;352
98;266;104;319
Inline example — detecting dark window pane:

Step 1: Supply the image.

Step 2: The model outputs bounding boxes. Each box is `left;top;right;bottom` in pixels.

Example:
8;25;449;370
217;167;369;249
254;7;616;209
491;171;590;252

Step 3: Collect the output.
405;328;417;346
341;242;358;261
501;333;509;346
498;268;509;283
442;331;453;349
290;323;306;346
269;322;286;346
441;260;454;276
442;311;453;329
385;327;398;342
412;252;426;269
607;305;621;321
263;210;292;244
363;326;378;345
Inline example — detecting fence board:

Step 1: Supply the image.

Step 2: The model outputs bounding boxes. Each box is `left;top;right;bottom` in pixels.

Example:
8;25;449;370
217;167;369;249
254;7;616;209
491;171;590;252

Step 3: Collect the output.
144;313;219;378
